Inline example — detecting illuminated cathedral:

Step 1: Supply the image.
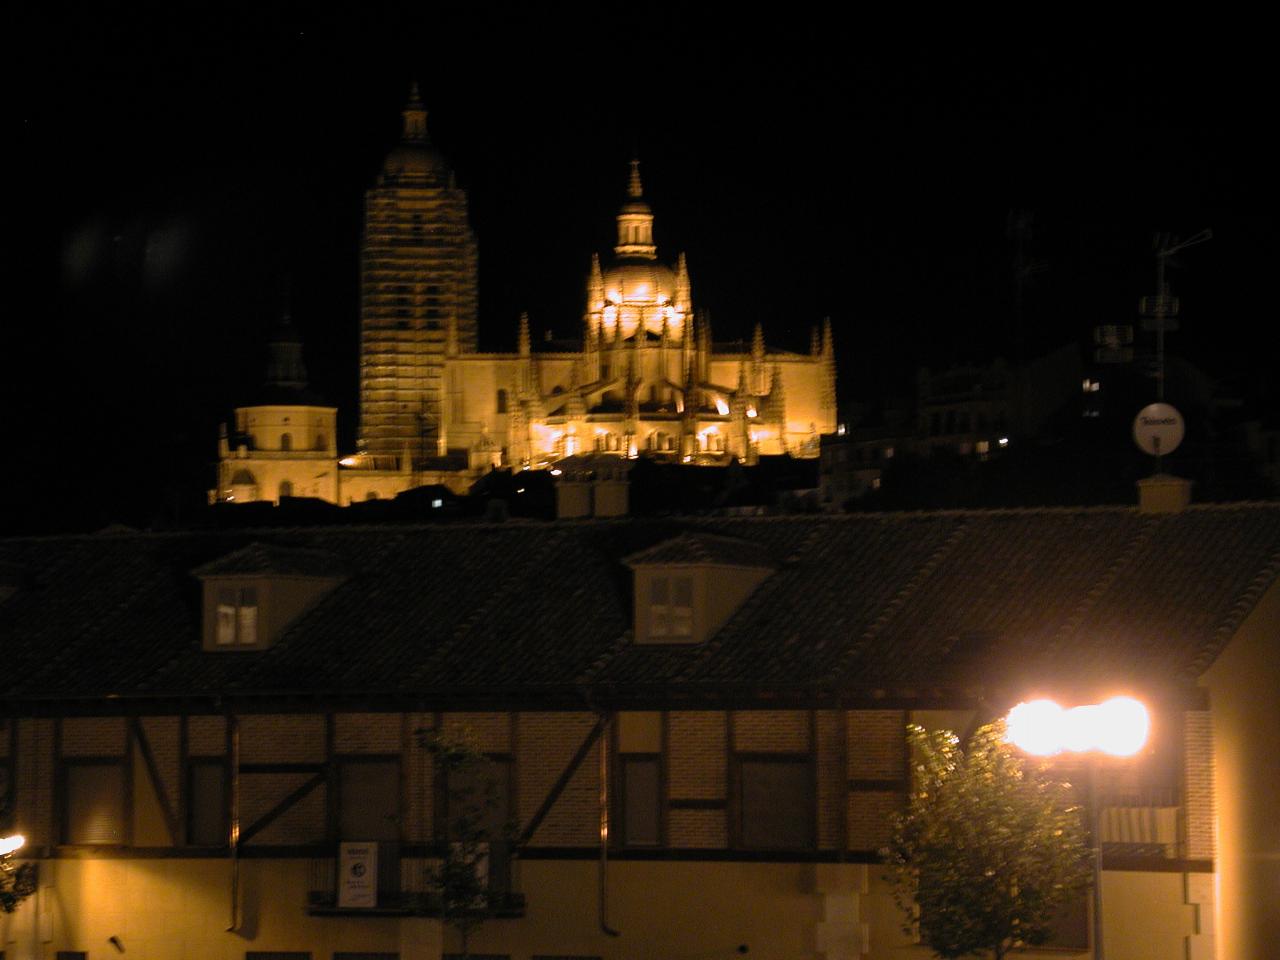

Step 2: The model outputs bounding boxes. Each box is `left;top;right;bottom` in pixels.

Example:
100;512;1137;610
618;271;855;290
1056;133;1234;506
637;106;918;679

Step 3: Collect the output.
214;87;837;504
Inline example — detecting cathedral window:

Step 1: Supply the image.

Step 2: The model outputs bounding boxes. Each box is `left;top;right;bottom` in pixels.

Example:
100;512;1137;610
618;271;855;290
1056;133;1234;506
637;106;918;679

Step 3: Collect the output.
280;433;293;452
278;480;293;499
496;389;508;413
314;433;327;451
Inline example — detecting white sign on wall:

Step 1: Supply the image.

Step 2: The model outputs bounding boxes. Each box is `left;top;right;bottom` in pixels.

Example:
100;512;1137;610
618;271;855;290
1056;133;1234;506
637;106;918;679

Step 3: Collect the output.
338;841;378;909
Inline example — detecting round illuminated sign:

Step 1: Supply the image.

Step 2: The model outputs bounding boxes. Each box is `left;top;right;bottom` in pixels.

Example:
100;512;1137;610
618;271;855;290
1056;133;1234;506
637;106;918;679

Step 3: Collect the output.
1133;403;1184;456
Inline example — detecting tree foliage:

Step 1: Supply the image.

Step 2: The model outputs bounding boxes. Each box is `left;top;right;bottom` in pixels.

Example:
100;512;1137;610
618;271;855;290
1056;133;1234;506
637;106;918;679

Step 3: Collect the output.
886;722;1091;960
419;727;513;958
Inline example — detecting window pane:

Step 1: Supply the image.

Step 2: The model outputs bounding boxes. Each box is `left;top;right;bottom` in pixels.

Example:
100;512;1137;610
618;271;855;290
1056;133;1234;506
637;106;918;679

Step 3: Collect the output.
340;760;401;842
65;763;124;845
188;760;227;846
739;759;813;850
238;588;258;644
216;606;236;645
622;757;660;846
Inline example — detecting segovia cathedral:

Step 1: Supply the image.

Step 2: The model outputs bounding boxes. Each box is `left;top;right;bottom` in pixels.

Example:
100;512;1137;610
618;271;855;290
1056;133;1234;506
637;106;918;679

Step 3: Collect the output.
213;86;837;505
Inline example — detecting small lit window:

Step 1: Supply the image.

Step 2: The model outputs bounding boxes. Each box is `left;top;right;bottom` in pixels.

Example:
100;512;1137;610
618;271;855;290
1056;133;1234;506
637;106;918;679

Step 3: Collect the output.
216;587;258;645
650;575;693;638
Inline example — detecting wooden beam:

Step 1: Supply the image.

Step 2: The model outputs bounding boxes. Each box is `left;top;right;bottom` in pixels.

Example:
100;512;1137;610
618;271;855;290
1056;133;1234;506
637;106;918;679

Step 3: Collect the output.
516;713;609;848
132;717;180;845
238;771;326;846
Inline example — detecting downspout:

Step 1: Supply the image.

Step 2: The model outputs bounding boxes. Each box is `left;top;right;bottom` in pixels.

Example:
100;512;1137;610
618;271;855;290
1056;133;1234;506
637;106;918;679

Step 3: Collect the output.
598;711;620;937
227;714;242;934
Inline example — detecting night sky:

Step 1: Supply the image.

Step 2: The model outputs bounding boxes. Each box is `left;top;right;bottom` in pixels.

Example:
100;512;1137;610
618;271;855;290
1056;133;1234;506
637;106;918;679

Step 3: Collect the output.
8;12;1274;532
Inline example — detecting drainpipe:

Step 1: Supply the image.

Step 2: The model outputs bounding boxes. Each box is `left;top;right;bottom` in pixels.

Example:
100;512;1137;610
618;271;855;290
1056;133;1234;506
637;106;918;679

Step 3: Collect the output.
227;714;242;933
598;712;620;937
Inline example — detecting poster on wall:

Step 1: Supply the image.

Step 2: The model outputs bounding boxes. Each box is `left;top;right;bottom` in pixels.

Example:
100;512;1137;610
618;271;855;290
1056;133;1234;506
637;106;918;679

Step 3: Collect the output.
338;841;378;908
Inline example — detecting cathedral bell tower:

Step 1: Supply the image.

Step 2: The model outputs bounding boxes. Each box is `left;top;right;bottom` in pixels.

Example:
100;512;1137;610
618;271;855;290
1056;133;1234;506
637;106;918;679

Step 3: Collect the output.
357;83;478;463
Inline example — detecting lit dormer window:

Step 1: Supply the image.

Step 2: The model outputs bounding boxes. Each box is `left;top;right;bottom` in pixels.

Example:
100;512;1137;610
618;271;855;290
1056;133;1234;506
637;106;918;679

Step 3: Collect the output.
215;587;258;645
194;542;344;652
650;575;693;638
625;533;774;645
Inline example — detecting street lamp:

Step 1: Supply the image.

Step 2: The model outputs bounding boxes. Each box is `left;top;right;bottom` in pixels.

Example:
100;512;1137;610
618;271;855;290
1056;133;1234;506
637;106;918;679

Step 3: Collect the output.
1005;697;1150;960
0;834;24;857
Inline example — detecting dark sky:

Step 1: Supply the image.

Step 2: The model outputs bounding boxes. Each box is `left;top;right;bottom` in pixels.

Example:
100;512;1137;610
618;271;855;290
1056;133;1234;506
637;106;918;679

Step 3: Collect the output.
8;11;1274;532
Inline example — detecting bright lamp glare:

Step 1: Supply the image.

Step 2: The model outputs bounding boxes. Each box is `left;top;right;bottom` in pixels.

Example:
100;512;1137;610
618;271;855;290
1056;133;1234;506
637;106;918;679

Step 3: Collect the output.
0;834;24;856
1094;696;1150;756
1006;699;1064;755
1006;697;1149;757
1062;704;1104;753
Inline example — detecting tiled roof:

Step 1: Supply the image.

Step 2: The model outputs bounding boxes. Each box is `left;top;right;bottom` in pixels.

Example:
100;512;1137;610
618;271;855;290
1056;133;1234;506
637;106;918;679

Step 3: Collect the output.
192;542;346;577
623;532;775;569
3;505;1279;707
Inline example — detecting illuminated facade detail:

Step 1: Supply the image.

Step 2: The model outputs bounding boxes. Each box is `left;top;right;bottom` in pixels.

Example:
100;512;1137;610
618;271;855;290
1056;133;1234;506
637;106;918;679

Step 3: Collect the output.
358;82;478;461
441;160;837;476
214;92;837;505
213;315;339;504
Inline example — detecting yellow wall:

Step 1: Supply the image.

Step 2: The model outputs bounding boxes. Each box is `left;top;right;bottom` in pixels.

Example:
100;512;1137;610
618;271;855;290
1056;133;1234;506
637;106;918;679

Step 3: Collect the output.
0;857;1205;960
1204;578;1280;959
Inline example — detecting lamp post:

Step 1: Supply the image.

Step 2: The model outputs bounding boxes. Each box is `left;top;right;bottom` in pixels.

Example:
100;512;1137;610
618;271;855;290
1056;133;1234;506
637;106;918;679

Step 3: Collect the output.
1005;697;1150;960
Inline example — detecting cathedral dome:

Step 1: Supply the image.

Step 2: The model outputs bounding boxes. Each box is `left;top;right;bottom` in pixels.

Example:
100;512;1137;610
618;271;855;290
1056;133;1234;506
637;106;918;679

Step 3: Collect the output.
380;142;449;183
379;83;450;185
603;261;675;304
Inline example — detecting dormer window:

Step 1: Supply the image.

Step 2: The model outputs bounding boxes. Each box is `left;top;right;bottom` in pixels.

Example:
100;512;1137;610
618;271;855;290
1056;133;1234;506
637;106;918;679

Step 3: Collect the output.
650;575;693;638
625;533;774;645
215;587;258;645
194;543;345;652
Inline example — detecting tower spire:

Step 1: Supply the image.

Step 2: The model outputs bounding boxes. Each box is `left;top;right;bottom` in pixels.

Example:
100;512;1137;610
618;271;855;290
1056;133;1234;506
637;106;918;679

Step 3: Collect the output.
615;159;656;260
401;81;428;143
628;158;644;199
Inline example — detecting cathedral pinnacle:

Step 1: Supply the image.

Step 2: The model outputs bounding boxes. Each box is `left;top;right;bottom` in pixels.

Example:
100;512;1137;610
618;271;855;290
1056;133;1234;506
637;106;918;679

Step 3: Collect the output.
615;159;656;259
401;81;428;143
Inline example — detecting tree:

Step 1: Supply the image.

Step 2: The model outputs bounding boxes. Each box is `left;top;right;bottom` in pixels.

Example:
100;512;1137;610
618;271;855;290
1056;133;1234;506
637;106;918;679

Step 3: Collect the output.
0;826;36;914
886;722;1091;960
420;728;513;959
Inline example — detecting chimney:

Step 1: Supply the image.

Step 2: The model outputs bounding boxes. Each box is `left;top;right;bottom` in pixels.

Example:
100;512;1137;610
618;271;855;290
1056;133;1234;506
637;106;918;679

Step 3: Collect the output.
1136;473;1192;514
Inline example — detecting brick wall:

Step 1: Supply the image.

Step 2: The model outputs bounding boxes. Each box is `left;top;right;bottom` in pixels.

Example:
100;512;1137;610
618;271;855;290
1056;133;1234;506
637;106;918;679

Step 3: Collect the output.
61;716;126;756
733;710;810;752
187;715;226;755
335;712;402;754
1183;710;1215;860
14;719;55;844
239;714;326;764
405;712;435;843
518;712;599;847
815;710;843;849
668;712;726;800
847;710;905;781
848;790;901;852
138;716;181;828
